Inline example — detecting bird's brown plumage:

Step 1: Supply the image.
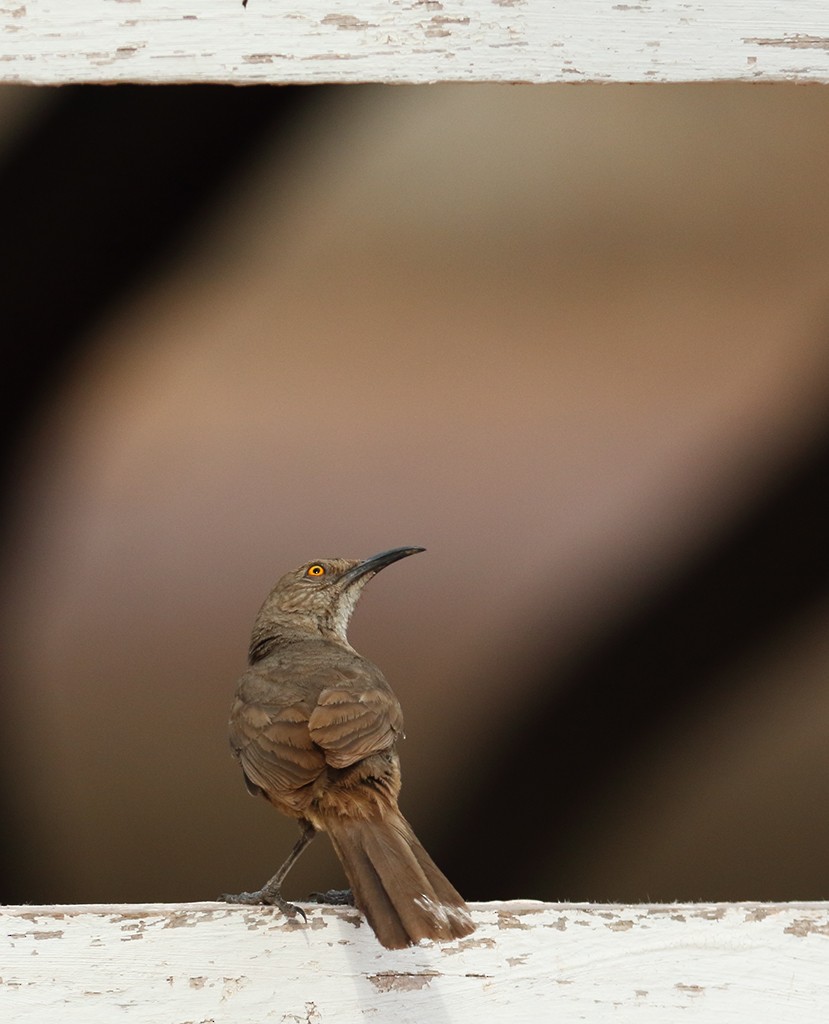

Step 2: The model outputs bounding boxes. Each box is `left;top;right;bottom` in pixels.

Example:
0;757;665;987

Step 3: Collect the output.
222;548;474;949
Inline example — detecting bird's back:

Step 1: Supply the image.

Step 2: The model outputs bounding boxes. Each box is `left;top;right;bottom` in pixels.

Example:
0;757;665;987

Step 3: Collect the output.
228;636;404;816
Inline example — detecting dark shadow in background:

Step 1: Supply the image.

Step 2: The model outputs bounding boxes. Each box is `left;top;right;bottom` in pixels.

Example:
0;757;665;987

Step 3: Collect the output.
0;84;330;902
1;87;828;906
443;422;829;900
1;84;327;503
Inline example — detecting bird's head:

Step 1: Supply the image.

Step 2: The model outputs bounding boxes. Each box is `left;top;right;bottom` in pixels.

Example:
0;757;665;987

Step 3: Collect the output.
249;546;425;657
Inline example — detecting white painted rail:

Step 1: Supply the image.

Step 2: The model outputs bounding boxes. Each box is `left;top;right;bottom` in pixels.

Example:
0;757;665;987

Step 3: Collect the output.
2;1;829;85
2;901;829;1021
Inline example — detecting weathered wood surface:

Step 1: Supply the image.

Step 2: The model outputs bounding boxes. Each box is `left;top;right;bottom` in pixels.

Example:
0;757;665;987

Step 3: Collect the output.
2;1;829;85
2;901;829;1021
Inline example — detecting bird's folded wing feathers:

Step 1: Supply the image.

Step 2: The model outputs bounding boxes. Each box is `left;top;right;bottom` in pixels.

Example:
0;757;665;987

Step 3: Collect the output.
308;687;403;768
230;699;325;794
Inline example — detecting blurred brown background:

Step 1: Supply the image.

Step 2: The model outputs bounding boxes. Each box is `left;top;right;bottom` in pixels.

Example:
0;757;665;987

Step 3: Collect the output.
2;82;829;908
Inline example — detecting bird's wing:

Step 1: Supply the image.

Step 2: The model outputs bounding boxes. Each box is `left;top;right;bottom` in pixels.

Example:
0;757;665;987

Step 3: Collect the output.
308;676;403;769
229;687;325;797
229;655;403;791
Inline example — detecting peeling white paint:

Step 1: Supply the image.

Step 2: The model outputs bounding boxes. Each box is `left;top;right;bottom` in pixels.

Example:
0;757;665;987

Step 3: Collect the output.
2;901;829;1020
1;0;829;84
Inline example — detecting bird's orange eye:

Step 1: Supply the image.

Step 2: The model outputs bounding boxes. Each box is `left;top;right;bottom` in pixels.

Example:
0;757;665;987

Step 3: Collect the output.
306;564;326;577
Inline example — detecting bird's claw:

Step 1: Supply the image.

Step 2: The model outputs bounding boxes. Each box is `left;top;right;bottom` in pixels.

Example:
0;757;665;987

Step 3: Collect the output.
219;889;307;923
306;888;355;906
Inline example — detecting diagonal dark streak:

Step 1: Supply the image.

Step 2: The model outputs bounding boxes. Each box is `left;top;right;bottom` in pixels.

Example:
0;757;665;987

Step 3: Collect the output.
440;420;829;900
0;84;329;512
0;84;331;902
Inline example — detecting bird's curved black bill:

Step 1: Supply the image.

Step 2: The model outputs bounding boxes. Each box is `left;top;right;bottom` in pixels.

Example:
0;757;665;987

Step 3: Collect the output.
341;546;425;585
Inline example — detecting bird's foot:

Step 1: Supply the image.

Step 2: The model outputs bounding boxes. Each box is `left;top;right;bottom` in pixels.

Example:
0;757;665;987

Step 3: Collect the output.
306;888;355;906
218;888;307;923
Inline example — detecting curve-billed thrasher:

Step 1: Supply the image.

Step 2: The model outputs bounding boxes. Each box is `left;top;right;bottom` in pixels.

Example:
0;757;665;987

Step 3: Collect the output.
220;547;474;949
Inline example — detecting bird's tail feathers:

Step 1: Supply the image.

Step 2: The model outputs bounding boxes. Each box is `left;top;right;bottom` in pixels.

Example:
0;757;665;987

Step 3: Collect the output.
326;811;474;949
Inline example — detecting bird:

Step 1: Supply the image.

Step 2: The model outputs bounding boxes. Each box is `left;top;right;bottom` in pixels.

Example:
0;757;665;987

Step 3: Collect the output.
219;546;475;949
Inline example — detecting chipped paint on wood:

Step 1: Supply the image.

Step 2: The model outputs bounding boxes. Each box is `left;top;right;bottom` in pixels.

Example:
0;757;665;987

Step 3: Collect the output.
2;0;829;84
2;901;829;1020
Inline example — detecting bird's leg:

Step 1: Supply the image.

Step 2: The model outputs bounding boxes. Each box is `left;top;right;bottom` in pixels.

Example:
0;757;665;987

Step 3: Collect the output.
220;820;317;922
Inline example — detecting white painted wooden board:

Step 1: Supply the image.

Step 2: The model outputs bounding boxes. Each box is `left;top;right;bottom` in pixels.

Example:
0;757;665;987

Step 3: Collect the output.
2;901;829;1022
2;1;829;85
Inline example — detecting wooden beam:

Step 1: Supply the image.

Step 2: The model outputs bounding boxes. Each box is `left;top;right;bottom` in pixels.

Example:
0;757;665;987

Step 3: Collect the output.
3;901;829;1020
3;1;829;86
